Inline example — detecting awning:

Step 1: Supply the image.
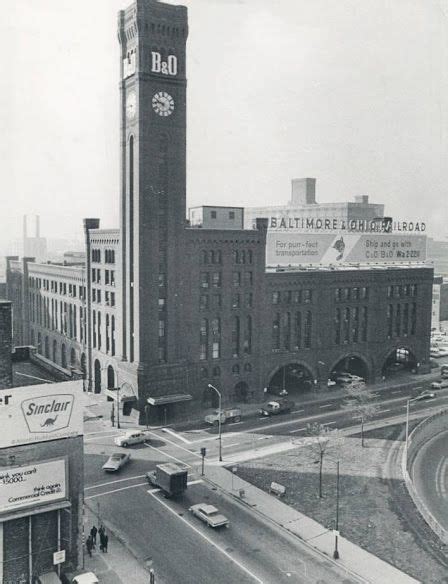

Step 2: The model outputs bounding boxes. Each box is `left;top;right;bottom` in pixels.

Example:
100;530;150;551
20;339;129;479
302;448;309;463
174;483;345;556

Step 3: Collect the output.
147;394;192;406
38;571;62;584
105;389;137;403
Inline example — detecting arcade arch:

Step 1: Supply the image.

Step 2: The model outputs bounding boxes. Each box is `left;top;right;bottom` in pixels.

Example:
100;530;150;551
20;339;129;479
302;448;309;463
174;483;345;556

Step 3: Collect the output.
267;363;314;396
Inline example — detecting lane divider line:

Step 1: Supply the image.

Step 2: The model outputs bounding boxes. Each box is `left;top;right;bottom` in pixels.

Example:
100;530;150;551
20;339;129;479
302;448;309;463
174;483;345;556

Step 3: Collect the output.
85;482;148;500
144;442;192;468
162;427;192;444
85;474;147;491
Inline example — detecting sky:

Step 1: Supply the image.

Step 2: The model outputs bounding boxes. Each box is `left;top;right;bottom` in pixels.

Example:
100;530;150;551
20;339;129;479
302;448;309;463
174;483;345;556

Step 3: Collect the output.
2;0;448;247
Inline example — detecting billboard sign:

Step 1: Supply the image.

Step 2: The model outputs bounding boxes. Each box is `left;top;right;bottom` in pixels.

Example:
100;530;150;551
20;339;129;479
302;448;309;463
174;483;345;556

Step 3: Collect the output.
266;232;427;266
0;459;67;515
0;380;83;448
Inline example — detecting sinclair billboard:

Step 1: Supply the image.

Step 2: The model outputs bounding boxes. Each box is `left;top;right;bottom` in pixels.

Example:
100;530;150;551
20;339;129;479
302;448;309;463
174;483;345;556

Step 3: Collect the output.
0;380;84;449
266;232;427;266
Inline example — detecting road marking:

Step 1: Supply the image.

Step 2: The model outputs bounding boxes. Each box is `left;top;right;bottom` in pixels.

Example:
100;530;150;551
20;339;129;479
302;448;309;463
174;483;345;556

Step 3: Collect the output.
162;427;192;444
85;482;148;500
187;479;203;486
85;474;147;491
391;390;402;395
319;404;333;409
84;433;119;443
289;427;307;434
144;442;192;468
292;409;305;414
381;409;391;413
223;443;240;448
85;429;121;436
148;491;264;584
323;421;336;425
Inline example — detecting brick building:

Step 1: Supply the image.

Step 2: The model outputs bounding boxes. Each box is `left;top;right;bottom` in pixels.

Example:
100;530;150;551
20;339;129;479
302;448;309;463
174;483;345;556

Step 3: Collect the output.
6;0;433;424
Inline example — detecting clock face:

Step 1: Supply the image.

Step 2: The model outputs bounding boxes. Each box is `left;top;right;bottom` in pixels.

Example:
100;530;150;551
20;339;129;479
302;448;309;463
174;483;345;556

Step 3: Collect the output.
126;91;136;120
152;91;175;117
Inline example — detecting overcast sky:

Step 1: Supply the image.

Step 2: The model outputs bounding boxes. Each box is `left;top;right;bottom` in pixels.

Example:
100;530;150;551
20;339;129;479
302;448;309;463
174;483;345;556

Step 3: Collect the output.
2;0;448;246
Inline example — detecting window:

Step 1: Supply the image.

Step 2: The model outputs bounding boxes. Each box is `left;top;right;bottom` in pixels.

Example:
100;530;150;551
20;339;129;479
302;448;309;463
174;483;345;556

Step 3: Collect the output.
212;342;220;359
361;307;368;341
272;291;280;305
304;311;312;348
387;285;393;298
352;287;359;301
212;272;221;288
232;272;241;287
159;298;166;310
111;292;115;307
334;308;341;345
232;294;240;309
272;313;280;350
395;304;401;337
410;302;417;335
343;307;350;343
293;290;301;304
244;272;253;286
360;287;368;300
229;211;235;219
159;273;166;287
231;316;240;357
215;250;222;264
110;271;115;286
232;364;240;374
200;272;209;289
403;303;409;336
342;288;350;302
211;210;217;219
387;304;393;338
212;294;222;309
201;250;208;265
92;289;96;302
284;291;291;304
352;307;359;343
245;292;253;309
199;295;209;310
244;315;252;355
105;270;110;285
211;318;221;336
248;250;253;264
303;289;312;303
232;250;239;264
284;312;291;350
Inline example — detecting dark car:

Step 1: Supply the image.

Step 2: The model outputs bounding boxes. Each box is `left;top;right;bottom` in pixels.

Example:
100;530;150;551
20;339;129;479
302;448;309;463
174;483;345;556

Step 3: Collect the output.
260;399;294;416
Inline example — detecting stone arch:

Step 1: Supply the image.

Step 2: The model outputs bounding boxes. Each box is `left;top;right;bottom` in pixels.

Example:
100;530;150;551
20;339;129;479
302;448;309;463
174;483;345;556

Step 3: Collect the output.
107;365;116;389
329;352;371;382
94;359;102;394
266;361;315;397
381;345;418;378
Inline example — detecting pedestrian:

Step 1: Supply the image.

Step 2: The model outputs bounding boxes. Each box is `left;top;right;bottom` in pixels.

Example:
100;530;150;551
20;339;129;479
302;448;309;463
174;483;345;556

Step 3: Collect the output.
86;535;93;558
99;530;105;552
103;533;108;553
98;524;105;539
90;525;97;546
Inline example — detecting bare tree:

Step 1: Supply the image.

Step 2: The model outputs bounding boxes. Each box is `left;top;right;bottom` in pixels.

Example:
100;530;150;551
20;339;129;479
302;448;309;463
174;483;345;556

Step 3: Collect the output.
341;381;379;447
304;422;342;498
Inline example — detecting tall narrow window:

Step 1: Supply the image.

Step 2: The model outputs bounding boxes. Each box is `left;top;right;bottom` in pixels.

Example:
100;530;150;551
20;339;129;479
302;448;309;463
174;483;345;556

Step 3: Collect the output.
294;311;302;349
304;311;312;348
231;316;240;357
272;313;280;350
284;312;291;350
334;308;341;345
244;315;252;355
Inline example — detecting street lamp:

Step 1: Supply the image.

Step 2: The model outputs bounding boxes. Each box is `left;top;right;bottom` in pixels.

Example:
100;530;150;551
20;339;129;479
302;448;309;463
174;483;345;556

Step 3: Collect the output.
208;383;222;462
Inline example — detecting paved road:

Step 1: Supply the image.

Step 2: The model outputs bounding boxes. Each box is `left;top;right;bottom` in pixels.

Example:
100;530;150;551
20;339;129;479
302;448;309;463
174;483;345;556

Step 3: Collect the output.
412;430;448;531
84;441;359;583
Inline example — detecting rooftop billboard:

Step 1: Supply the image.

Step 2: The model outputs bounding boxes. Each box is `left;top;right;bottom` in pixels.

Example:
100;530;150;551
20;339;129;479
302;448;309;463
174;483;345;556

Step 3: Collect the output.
266;232;427;266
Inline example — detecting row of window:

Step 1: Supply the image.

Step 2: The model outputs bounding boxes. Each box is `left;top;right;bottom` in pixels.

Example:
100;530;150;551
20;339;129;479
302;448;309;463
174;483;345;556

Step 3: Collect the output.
386;303;417;338
92;310;116;355
92;249;116;264
198;315;253;360
334;306;368;345
387;284;417;298
272;289;312;305
29;278;86;299
30;294;85;343
199;249;254;266
199;362;252;379
200;271;253;289
272;311;312;351
92;268;115;286
92;289;116;307
31;331;79;370
334;287;369;302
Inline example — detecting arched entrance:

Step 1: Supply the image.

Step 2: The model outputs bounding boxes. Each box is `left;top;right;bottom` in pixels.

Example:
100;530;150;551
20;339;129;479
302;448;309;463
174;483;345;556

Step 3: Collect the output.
52;339;57;363
234;381;249;403
94;359;101;394
107;365;116;389
331;355;368;384
382;347;417;378
267;363;314;397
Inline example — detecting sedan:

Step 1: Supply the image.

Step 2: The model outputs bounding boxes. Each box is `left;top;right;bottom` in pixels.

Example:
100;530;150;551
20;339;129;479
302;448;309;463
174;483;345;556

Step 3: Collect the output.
114;430;149;448
189;504;229;528
414;391;436;401
102;452;131;472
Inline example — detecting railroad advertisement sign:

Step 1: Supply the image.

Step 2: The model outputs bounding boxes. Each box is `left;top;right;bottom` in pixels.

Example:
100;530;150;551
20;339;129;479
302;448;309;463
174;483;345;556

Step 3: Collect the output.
266;232;427;266
0;380;83;448
0;459;67;515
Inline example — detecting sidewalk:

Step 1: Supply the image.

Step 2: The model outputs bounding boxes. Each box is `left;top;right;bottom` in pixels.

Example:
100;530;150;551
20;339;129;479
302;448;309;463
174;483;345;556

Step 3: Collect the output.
201;463;420;584
80;503;155;584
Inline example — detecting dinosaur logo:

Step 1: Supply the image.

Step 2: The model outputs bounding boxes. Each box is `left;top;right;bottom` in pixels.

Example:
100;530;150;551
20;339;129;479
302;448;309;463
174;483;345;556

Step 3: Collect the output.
41;416;58;428
21;394;73;434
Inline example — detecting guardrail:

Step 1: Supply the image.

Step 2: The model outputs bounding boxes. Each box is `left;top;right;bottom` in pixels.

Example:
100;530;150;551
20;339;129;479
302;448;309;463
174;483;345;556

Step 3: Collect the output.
403;408;448;544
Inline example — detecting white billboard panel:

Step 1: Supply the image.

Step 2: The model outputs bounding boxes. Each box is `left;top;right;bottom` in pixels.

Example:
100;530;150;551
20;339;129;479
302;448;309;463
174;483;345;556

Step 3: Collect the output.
0;459;67;514
266;232;427;266
0;380;83;449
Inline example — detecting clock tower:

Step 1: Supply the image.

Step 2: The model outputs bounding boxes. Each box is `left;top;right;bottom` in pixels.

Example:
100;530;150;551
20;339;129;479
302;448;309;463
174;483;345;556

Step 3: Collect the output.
117;0;188;404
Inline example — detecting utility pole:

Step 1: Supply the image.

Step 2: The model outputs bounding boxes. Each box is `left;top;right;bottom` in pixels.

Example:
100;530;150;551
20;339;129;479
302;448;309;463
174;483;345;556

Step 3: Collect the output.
333;461;340;559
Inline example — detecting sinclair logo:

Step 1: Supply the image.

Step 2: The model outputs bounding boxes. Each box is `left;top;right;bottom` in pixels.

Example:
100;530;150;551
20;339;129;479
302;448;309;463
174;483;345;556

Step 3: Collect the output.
20;394;74;434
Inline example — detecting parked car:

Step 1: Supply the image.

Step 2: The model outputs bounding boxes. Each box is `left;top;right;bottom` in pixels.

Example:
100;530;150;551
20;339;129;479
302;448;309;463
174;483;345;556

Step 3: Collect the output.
414;391;436;401
204;408;242;426
260;399;294;416
114;430;149;447
431;380;448;390
189;503;229;528
102;452;131;472
72;574;99;584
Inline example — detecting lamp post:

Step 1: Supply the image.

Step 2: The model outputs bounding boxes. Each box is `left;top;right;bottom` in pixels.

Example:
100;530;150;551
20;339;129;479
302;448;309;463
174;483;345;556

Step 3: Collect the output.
208;383;222;462
116;385;121;429
333;460;340;559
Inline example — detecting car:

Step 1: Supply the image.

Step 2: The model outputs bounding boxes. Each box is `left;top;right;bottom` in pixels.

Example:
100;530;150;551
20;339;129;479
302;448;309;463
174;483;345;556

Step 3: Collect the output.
102;452;131;472
414;391;436;401
334;373;358;384
327;379;337;388
72;574;99;584
431;380;448;390
114;430;149;447
189;503;229;528
260;399;294;416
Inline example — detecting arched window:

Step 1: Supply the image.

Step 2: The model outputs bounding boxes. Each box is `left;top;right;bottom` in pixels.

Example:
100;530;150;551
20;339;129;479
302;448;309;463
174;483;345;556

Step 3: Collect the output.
94;359;101;394
107;365;115;389
244;363;252;372
212;366;221;377
70;347;76;367
232;364;240;375
201;250;207;264
200;367;208;379
53;339;57;363
61;343;67;369
44;336;49;359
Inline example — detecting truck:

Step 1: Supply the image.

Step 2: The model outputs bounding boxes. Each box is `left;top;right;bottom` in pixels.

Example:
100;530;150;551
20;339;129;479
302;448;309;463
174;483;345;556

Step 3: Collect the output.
146;462;188;498
204;408;242;426
260;399;294;417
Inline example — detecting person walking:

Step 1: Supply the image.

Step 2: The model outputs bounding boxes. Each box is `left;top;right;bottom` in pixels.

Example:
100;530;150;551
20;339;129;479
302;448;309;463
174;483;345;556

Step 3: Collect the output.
90;525;97;547
86;535;93;558
103;533;109;553
99;530;105;552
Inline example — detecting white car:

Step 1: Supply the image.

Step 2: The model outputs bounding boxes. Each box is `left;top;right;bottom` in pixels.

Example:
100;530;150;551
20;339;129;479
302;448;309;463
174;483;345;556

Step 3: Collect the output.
189;503;229;528
102;452;131;472
114;430;149;447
